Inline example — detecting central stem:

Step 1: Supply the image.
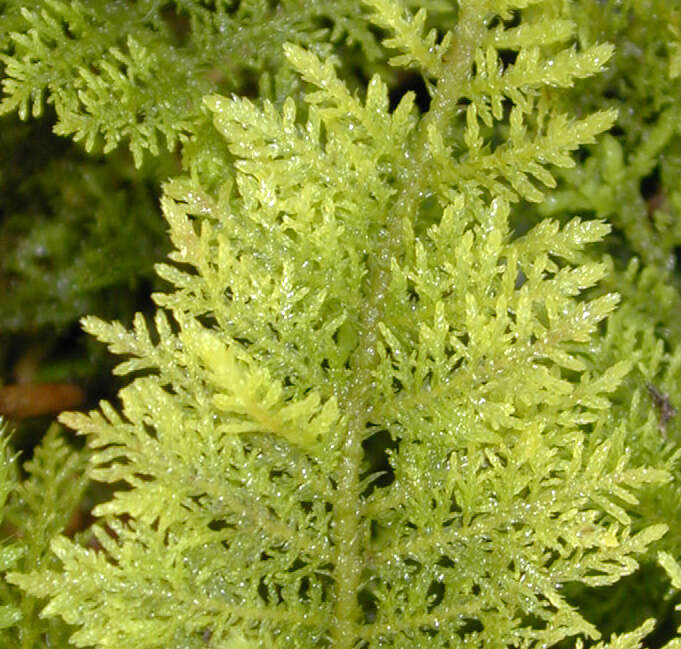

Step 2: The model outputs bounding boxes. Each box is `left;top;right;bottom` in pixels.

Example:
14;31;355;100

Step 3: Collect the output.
329;7;487;647
331;226;395;646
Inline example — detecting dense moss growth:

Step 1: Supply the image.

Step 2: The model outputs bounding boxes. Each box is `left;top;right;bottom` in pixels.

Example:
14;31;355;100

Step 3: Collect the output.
2;1;681;648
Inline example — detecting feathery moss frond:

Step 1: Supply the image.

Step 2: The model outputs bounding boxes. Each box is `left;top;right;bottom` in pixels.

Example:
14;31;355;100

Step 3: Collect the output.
0;421;89;649
5;1;681;648
0;0;447;166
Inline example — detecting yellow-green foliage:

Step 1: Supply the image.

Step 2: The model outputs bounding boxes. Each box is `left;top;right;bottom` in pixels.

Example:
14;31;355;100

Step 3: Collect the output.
541;0;681;268
0;0;451;362
3;1;681;649
0;420;89;649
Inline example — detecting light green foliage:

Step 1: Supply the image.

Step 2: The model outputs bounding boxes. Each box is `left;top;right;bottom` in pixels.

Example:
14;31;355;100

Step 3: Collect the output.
536;254;681;639
658;552;681;649
0;0;451;166
0;420;89;648
0;0;453;385
0;422;22;633
540;0;681;269
7;1;681;648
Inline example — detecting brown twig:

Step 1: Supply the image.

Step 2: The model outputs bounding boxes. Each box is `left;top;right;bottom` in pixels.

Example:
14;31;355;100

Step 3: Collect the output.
0;383;84;420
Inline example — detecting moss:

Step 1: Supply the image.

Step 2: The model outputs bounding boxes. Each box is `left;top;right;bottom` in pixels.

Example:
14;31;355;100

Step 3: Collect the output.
2;1;681;648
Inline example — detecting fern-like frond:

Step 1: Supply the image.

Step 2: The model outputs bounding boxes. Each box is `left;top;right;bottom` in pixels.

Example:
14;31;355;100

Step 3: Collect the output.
0;0;445;166
9;2;678;649
1;422;89;649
